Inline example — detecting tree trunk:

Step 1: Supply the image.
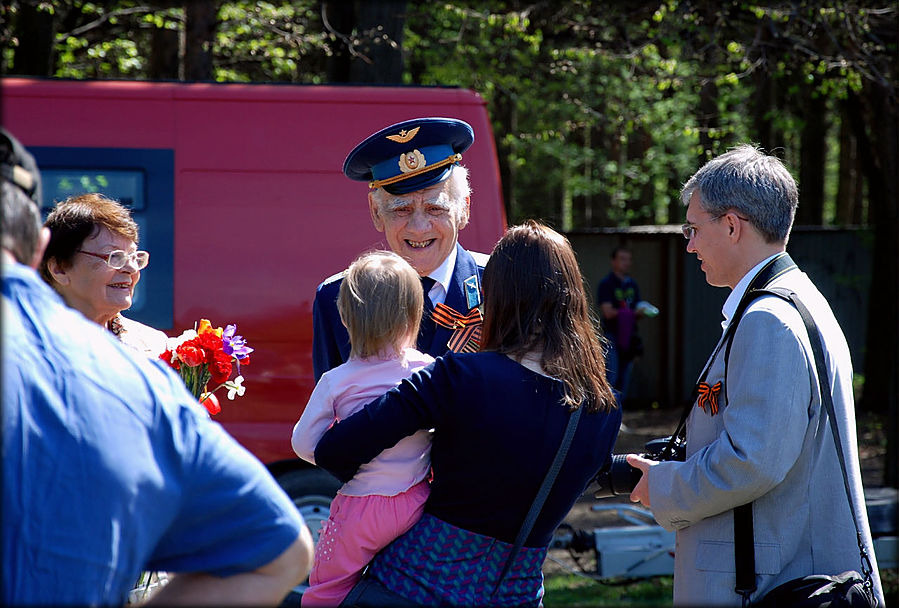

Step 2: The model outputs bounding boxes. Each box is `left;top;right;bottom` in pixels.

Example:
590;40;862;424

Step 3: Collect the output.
182;0;218;81
628;126;654;224
10;0;56;76
697;79;718;160
848;85;898;486
750;17;778;152
322;0;355;82
667;159;682;224
348;0;407;83
491;91;515;224
149;26;180;80
796;87;827;226
835;101;861;226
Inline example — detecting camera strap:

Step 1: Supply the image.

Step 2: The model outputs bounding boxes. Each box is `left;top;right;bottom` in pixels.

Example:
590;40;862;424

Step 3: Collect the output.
662;252;797;459
731;288;873;605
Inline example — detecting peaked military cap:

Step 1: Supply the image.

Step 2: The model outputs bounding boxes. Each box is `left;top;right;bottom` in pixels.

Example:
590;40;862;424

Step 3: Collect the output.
343;117;474;195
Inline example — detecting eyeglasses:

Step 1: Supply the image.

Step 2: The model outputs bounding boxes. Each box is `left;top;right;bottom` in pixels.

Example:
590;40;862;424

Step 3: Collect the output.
77;249;149;270
681;212;749;240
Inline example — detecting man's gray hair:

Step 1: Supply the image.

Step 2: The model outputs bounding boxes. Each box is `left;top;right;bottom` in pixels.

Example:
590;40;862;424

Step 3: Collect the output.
371;164;471;228
681;144;798;244
2;180;43;264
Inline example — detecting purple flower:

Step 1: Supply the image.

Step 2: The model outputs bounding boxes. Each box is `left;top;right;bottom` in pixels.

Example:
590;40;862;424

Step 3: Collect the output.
222;324;254;360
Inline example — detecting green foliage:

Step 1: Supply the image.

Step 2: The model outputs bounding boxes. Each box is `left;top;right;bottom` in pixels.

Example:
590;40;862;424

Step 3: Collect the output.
403;2;708;227
6;0;895;230
400;1;895;229
214;2;327;83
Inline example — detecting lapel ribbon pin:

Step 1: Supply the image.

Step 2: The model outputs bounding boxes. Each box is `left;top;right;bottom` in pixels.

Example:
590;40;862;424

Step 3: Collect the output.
432;303;482;353
697;381;722;415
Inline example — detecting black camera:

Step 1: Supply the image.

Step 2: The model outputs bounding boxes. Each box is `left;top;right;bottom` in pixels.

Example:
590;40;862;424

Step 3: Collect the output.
593;436;686;498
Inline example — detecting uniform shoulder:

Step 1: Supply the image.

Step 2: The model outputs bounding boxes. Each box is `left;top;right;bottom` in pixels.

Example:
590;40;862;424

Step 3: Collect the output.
465;249;490;269
316;270;346;293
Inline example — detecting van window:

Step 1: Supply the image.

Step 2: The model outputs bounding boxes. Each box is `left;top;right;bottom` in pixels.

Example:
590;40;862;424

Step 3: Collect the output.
41;169;146;210
29;147;175;330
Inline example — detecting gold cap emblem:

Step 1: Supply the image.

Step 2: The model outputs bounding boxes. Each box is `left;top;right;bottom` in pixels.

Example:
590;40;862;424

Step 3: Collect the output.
398;149;426;173
386;126;420;144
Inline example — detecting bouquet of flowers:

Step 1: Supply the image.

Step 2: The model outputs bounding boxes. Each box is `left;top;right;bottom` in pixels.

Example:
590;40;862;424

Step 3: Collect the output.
160;319;253;415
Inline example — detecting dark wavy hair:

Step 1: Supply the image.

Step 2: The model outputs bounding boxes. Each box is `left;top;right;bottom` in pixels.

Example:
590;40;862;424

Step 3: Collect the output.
480;220;616;413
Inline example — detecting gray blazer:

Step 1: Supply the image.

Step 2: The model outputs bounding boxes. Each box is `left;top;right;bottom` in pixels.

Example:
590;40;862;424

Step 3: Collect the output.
648;267;884;606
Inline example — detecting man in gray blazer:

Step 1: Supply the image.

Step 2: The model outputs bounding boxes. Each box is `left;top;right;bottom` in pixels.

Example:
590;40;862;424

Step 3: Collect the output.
626;145;884;606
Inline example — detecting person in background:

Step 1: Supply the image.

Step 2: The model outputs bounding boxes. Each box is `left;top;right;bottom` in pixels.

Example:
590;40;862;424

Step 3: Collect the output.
1;127;315;606
292;250;434;607
596;246;649;403
626;144;884;606
40;193;167;357
314;221;621;607
313;117;488;382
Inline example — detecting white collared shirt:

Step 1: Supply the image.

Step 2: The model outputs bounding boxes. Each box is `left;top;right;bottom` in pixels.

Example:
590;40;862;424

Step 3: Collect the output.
422;245;457;308
720;252;783;332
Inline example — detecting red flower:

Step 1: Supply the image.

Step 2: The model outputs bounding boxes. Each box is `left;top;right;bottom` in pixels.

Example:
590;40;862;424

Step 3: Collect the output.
159;349;180;370
177;341;206;367
238;355;250;366
201;392;221;415
196;332;223;357
209;349;233;386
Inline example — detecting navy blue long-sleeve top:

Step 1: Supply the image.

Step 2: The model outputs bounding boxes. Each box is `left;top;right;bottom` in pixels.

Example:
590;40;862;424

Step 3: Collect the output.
315;351;621;547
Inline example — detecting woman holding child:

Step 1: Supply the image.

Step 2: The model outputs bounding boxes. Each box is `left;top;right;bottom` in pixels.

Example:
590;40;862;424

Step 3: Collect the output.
312;220;622;607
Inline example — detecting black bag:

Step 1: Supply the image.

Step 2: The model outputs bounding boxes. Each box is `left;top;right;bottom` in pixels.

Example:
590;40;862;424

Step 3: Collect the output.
755;570;875;608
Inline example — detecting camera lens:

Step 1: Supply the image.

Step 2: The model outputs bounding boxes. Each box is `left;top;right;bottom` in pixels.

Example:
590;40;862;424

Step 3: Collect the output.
593;454;643;498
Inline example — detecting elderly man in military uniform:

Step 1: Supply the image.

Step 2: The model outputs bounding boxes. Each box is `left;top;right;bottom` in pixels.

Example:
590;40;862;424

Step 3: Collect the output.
312;117;488;381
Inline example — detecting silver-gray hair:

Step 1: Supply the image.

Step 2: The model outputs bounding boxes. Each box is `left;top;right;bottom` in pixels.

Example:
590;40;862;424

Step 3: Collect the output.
681;144;798;244
371;164;471;229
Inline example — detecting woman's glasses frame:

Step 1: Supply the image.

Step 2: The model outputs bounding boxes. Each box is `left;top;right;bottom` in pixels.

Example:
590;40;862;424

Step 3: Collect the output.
77;249;150;270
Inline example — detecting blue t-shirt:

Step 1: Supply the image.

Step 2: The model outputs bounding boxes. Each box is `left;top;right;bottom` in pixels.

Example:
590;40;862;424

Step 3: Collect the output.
596;271;641;344
2;263;305;605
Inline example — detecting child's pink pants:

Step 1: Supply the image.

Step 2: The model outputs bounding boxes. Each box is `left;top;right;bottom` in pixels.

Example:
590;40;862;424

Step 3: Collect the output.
300;480;429;607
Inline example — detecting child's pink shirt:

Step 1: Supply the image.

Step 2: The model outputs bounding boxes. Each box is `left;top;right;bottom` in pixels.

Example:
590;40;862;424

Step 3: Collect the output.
291;348;434;497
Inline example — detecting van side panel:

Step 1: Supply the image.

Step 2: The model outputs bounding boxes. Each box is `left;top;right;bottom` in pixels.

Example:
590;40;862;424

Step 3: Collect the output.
3;78;506;464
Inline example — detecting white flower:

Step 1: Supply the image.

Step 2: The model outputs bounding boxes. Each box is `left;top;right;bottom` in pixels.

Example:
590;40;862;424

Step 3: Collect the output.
165;329;198;356
226;375;246;400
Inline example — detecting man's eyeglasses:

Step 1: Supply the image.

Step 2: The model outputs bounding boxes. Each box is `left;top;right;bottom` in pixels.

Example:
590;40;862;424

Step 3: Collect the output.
681;212;749;240
77;249;150;270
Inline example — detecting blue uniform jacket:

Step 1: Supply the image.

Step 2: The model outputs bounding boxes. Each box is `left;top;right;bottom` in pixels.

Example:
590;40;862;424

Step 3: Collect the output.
311;243;487;382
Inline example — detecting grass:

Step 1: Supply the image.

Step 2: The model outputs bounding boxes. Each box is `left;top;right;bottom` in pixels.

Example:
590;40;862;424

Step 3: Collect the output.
544;573;673;607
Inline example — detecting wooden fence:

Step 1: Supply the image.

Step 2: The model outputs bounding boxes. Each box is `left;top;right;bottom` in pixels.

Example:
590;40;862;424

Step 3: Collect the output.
567;226;873;408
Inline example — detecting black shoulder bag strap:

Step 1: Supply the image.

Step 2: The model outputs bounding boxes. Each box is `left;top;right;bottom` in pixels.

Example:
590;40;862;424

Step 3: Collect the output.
659;253;797;461
491;404;583;596
732;288;874;606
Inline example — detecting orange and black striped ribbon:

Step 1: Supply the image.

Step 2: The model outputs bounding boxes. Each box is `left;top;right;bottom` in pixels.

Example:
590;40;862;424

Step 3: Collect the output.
432;303;482;353
697;381;722;415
